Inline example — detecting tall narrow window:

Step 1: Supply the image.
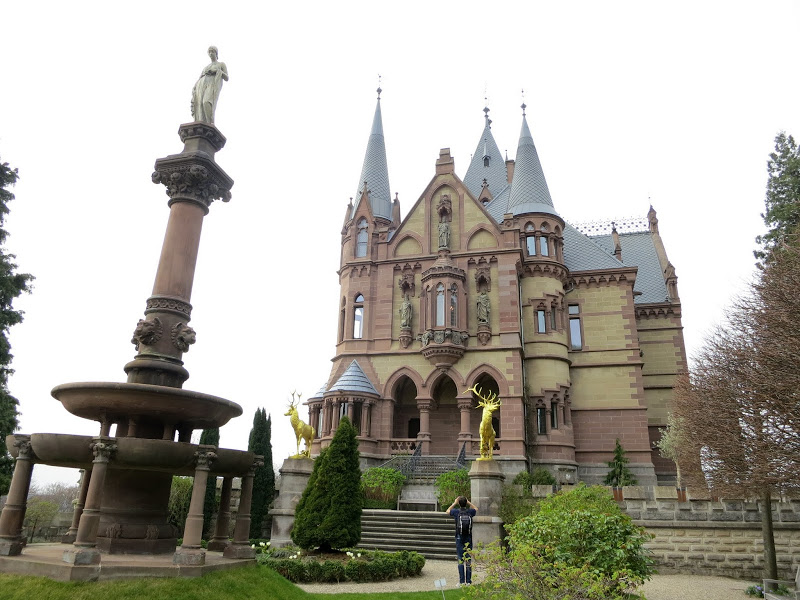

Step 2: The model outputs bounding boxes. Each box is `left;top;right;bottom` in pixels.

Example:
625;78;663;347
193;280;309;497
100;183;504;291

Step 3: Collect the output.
550;307;557;331
353;294;365;339
536;309;547;333
525;223;536;256
551;402;558;429
569;305;582;350
356;218;368;258
483;155;490;167
539;236;549;256
450;284;458;327
436;284;445;326
537;407;547;435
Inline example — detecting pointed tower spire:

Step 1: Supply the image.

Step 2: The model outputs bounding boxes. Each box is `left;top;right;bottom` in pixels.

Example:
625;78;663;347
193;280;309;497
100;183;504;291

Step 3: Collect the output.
463;102;508;199
507;104;558;217
352;87;392;221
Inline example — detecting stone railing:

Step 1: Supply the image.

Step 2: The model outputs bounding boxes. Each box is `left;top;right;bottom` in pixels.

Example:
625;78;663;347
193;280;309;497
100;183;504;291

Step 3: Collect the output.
390;439;418;453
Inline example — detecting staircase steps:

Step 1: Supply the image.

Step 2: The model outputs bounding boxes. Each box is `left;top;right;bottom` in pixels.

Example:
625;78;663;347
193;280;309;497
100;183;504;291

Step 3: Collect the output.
358;509;456;561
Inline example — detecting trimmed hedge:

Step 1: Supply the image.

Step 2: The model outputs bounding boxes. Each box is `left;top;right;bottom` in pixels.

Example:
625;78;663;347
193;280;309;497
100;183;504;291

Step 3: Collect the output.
259;548;425;583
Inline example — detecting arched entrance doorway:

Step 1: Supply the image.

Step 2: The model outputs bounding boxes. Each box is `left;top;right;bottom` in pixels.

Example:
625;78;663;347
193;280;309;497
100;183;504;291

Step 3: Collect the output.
429;375;460;455
392;376;418;453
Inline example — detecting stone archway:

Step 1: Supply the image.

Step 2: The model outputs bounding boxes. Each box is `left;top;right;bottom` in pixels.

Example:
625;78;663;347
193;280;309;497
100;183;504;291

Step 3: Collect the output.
470;373;500;453
391;376;418;452
429;375;460;455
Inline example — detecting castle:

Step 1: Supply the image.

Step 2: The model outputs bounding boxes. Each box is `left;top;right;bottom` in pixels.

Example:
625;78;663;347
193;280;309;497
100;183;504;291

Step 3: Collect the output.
306;91;685;485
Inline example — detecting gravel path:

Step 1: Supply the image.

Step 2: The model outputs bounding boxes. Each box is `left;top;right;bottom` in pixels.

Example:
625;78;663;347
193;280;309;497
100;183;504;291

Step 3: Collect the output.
298;559;755;598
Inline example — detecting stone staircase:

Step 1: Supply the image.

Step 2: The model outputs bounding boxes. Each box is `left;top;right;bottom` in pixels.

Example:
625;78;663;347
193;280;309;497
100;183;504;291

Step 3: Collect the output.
358;509;456;560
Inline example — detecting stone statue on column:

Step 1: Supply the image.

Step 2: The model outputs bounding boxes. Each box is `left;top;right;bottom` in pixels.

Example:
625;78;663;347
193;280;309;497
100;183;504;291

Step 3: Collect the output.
191;46;228;124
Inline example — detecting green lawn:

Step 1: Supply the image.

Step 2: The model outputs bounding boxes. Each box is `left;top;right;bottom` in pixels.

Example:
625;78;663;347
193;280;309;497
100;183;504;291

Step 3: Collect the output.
0;566;465;600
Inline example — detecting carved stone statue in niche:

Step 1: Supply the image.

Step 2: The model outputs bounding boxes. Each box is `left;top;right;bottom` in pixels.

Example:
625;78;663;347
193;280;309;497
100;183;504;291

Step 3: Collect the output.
399;295;412;328
438;221;450;249
477;292;490;324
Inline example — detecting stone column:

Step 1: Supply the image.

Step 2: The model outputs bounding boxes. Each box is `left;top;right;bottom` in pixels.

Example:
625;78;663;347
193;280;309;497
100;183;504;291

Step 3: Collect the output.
63;437;117;565
331;400;341;432
0;435;35;556
417;400;432;454
224;456;262;559
269;457;314;547
61;468;91;544
469;459;505;549
174;446;216;565
457;397;473;443
207;476;233;552
360;401;370;437
346;401;354;421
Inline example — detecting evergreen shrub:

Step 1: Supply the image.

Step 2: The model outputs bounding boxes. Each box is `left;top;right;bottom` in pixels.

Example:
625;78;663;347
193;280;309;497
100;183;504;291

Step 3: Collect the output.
258;548;424;583
434;468;470;507
361;467;405;507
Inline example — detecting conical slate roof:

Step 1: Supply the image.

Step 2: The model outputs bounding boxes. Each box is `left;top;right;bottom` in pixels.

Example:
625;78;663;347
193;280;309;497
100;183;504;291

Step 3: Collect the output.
328;360;380;396
352;94;392;221
308;384;327;400
463;108;509;200
507;113;558;217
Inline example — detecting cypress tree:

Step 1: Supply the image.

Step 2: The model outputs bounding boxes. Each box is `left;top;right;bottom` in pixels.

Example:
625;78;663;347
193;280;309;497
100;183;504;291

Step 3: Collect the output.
247;408;274;538
291;416;362;551
198;427;219;538
0;158;33;496
604;438;638;487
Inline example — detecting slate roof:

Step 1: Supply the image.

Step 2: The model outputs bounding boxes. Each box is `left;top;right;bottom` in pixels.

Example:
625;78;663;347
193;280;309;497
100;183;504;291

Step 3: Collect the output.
308;384;327;400
590;232;669;304
328;360;380;395
463;110;509;200
352;96;392;222
507;115;558;217
562;223;625;271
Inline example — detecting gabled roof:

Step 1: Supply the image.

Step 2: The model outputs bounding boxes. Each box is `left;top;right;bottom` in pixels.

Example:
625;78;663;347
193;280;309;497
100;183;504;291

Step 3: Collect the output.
328;360;380;396
352;93;392;222
590;231;669;304
463;108;509;200
507;113;558;217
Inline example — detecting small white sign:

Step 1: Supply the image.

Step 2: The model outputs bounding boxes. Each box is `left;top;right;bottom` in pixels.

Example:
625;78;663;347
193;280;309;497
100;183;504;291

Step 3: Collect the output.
434;578;447;589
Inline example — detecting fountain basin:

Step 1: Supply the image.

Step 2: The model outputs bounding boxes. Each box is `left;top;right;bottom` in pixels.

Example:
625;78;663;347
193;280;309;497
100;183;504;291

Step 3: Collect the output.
51;382;242;431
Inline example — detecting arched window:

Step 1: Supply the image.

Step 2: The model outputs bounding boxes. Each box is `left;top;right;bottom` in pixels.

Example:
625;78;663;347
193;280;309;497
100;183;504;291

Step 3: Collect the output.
525;223;536;256
450;284;458;327
356;218;368;258
539;236;549;256
353;294;365;339
435;284;445;326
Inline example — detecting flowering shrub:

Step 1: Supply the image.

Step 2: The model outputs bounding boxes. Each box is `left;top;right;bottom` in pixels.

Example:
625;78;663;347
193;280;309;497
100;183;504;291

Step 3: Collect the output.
258;547;425;583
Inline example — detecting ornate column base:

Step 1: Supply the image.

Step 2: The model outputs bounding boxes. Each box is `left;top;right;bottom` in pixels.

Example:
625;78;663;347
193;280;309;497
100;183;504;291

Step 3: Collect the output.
173;547;206;565
62;547;101;565
0;537;25;556
61;531;78;544
206;538;230;552
222;543;255;559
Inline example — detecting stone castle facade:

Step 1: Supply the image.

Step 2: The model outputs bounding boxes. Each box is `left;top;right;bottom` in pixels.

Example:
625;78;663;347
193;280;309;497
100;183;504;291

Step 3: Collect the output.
306;93;686;485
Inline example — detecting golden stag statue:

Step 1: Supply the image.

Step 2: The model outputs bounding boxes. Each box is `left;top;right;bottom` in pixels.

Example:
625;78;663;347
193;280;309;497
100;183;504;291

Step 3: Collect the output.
465;384;501;460
285;391;315;458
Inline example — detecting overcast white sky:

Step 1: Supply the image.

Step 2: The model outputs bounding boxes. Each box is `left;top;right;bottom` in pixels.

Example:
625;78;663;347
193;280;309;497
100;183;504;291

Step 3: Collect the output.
1;1;799;486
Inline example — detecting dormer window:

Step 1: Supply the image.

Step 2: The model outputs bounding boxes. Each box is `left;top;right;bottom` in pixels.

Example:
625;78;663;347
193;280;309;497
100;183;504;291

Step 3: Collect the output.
483;155;490;167
356;218;368;258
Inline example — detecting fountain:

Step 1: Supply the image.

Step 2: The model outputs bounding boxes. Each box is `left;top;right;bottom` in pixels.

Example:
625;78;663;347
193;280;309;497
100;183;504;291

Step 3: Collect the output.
0;48;260;578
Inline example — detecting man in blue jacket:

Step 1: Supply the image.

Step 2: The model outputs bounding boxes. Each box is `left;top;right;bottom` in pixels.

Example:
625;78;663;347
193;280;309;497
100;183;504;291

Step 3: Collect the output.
446;496;478;585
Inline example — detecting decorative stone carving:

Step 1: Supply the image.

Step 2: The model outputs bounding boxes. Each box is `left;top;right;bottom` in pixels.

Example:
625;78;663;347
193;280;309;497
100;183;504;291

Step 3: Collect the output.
131;317;163;350
171;322;197;352
475;265;492;292
12;436;33;460
399;295;412;328
90;439;117;462
106;523;122;539
436;194;452;220
477;291;490;325
438;221;450;249
477;325;491;346
145;296;192;320
191;46;228;124
433;330;445;344
194;448;217;470
179;124;227;149
399;328;413;349
152;164;232;206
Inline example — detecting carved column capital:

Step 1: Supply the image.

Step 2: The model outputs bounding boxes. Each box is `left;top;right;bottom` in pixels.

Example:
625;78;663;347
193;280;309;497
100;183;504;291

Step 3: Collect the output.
248;455;265;477
90;438;117;463
12;435;34;461
194;446;218;470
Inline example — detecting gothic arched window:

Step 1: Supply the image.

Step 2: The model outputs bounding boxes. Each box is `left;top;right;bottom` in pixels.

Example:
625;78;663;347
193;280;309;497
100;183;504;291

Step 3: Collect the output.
356;218;368;258
450;284;458;327
435;284;445;327
353;293;365;339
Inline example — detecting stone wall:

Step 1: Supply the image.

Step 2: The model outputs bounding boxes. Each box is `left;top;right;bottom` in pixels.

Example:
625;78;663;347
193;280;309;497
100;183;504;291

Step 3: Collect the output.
619;491;800;580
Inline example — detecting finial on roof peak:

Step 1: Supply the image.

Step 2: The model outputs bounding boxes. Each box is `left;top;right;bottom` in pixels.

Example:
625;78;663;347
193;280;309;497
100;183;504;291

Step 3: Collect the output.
521;88;527;116
377;74;382;99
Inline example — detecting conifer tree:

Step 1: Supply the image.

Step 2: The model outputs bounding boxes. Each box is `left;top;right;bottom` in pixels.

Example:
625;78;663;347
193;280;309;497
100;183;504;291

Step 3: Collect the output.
603;439;638;487
292;416;362;551
0;158;33;496
247;408;275;538
198;427;219;538
755;132;800;263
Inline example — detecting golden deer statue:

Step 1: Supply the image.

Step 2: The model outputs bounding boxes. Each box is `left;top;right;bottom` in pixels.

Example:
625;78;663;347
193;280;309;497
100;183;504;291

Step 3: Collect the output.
285;391;315;458
465;384;501;460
